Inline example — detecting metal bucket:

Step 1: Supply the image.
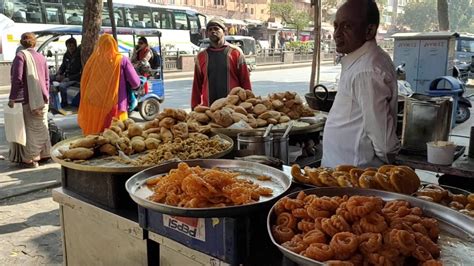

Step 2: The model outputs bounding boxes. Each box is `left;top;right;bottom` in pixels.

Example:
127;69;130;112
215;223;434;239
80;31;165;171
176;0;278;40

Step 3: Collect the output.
237;131;273;157
271;133;289;165
304;84;336;112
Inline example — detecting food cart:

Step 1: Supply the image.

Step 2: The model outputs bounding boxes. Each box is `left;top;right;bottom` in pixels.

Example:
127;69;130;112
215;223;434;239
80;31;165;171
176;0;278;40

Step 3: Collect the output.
51;86;474;265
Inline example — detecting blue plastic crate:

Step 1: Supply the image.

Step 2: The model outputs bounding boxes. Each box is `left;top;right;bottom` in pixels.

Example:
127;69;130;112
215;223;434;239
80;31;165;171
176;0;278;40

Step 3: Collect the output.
138;206;279;265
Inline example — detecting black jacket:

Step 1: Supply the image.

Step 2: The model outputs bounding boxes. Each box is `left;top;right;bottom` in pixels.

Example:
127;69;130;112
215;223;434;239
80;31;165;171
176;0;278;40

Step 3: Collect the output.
59;48;82;82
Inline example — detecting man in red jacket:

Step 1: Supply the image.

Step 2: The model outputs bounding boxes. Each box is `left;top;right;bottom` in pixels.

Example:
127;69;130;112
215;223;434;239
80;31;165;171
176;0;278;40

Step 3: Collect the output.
191;18;252;109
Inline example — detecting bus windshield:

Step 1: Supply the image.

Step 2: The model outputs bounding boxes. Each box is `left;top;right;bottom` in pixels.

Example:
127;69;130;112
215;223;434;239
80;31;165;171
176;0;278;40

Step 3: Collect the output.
0;0;206;61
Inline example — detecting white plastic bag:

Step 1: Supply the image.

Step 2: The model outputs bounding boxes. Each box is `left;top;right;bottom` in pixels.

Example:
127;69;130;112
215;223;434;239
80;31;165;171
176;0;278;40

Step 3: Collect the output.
4;103;26;146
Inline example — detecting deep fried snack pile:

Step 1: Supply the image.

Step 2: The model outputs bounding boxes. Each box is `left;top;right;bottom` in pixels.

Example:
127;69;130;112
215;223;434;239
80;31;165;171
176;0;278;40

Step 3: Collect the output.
291;164;421;195
146;162;273;208
271;192;442;265
190;88;315;129
60;108;228;161
130;135;231;166
415;184;474;218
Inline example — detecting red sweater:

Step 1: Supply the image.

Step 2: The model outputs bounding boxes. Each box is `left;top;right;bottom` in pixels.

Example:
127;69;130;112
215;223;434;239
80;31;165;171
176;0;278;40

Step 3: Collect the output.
191;44;251;108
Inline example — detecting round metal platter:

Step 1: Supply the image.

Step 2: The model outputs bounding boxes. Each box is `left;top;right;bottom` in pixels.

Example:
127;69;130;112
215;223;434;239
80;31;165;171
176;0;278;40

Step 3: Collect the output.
210;116;326;138
267;187;474;266
51;134;234;173
125;159;292;217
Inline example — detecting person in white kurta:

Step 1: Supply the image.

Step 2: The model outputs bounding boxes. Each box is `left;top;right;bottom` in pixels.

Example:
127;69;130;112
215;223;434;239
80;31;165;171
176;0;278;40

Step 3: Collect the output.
322;0;400;168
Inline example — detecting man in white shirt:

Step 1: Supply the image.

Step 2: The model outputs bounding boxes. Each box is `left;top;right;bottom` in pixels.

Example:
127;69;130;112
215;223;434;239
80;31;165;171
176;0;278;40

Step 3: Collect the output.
322;0;400;168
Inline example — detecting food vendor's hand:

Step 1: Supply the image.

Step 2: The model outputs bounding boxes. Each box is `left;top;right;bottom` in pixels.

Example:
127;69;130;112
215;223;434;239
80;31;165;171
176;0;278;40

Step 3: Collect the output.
7;100;14;108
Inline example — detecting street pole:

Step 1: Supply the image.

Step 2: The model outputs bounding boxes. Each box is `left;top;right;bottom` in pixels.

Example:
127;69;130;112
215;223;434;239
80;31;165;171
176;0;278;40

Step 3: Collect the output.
309;0;321;91
107;0;117;40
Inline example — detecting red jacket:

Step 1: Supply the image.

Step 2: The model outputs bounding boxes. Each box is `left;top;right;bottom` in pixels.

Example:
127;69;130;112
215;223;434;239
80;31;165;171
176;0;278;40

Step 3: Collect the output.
191;43;251;108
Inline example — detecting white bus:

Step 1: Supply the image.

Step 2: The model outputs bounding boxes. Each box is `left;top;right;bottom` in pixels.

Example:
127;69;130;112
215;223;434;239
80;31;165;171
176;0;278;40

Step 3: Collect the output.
0;0;207;61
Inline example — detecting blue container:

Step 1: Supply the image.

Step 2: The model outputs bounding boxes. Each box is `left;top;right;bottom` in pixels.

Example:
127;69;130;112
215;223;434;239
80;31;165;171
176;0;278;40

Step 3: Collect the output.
426;76;463;128
138;206;278;265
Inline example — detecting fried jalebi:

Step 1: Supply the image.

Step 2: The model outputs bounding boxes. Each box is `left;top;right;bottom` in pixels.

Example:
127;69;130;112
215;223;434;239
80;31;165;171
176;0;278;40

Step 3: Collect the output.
360;212;387;233
413;245;433;262
305;243;334;261
276;212;297;229
311;196;339;212
329;214;351;232
329;232;359;260
272;225;294;244
292;208;311;219
302;229;326;245
346;196;376;217
414;232;441;258
270;192;442;265
297;219;316;233
306;206;331;219
388;229;417;256
359;233;383;255
281;240;307;253
147;162;273;207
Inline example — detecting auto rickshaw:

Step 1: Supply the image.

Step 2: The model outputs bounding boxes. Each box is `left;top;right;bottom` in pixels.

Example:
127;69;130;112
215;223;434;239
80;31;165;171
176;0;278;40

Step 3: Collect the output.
33;26;165;121
199;35;257;71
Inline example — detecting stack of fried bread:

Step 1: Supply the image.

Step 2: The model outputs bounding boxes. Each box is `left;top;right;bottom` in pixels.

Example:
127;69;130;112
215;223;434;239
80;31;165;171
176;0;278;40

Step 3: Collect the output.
415;184;474;217
189;88;315;129
58;108;231;162
291;164;421;195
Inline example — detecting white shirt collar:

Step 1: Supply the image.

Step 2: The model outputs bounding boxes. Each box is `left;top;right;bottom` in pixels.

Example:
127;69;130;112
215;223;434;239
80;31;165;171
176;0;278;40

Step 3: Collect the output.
341;40;377;69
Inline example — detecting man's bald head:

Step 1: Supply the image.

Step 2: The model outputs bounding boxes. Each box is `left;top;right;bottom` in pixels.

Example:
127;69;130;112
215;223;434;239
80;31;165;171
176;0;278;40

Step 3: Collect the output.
333;0;380;54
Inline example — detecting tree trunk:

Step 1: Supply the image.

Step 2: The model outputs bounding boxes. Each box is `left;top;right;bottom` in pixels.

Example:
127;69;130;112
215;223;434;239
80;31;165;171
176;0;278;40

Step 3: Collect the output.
437;0;449;31
81;0;103;66
107;0;117;40
391;0;398;28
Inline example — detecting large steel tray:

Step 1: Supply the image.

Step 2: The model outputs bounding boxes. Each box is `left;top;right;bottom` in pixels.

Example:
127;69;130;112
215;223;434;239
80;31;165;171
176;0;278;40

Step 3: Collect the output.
210;114;326;138
51;134;234;173
125;159;292;217
267;187;474;266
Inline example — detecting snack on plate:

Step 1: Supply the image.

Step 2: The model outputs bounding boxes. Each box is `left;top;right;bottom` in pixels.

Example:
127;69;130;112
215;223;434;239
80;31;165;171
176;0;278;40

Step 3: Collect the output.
129;135;231;166
145;162;273;207
415;184;474;218
271;191;442;265
291;164;421;195
59;108;222;161
191;88;315;129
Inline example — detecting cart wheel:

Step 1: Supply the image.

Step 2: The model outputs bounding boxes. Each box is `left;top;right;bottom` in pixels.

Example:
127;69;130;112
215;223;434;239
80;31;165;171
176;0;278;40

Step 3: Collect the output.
456;103;470;124
48;117;65;146
139;98;160;121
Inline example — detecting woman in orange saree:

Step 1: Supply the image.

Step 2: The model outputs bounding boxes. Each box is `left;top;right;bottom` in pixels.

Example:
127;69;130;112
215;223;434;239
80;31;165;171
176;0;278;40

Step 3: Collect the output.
78;34;140;135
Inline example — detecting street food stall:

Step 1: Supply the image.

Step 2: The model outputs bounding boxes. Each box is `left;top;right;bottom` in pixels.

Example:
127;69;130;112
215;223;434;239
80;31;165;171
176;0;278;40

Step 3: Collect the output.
50;84;474;265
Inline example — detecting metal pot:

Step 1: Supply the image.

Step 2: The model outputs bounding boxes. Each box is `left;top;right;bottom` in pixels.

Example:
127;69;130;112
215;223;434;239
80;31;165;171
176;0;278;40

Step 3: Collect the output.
237;131;273;157
304;84;336;112
271;132;289;165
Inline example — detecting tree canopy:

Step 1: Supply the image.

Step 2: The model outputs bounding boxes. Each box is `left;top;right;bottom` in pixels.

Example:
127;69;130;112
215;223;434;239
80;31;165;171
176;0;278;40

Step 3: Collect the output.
399;0;474;33
269;1;311;35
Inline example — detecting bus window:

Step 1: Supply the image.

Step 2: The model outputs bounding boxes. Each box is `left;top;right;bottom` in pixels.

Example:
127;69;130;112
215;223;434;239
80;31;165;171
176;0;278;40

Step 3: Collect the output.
44;5;63;24
102;6;125;27
63;0;83;25
151;9;161;28
188;14;199;34
3;0;43;23
123;6;152;28
174;11;188;30
160;10;174;29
